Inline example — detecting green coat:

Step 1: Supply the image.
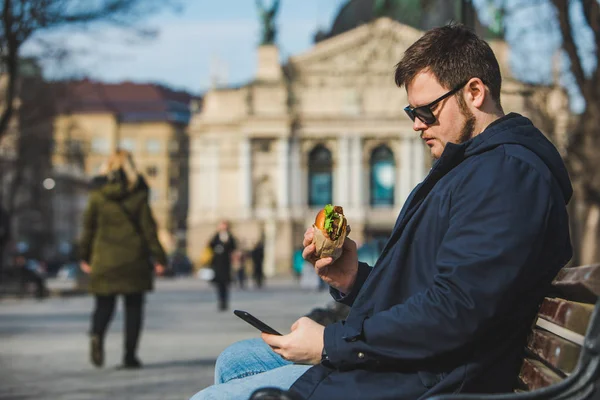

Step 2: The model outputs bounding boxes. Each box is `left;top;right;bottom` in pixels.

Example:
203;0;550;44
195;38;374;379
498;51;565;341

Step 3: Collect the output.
80;174;167;295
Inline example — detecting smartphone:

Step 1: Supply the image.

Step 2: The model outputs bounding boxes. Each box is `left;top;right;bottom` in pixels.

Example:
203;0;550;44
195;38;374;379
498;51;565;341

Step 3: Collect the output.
233;310;282;336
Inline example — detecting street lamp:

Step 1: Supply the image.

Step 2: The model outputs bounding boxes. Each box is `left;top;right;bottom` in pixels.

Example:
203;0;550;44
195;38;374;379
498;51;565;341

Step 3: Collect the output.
43;178;55;190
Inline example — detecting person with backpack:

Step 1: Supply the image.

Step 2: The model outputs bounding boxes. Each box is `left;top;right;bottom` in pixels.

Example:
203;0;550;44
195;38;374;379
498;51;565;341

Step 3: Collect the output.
79;149;166;370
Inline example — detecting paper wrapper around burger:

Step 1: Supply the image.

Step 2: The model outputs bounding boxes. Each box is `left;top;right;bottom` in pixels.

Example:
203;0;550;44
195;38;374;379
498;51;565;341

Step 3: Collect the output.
312;224;346;262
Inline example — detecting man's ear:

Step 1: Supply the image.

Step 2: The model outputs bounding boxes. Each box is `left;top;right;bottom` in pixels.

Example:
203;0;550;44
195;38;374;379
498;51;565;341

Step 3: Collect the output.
466;78;486;109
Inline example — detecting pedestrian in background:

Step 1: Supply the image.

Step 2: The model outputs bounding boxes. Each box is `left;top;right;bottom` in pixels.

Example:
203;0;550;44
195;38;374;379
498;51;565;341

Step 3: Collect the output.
232;249;246;290
0;203;9;280
14;254;48;299
79;149;166;370
250;235;265;289
292;248;303;283
208;220;236;311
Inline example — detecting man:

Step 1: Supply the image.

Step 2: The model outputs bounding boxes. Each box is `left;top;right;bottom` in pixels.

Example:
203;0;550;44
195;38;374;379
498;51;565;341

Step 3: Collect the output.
251;235;265;288
191;23;572;400
209;220;237;311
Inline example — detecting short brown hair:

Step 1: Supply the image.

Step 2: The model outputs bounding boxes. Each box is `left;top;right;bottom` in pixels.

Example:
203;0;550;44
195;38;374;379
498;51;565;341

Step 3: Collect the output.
394;23;502;107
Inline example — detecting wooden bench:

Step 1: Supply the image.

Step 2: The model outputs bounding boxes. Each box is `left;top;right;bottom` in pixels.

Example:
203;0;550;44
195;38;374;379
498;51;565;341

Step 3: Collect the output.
430;263;600;400
249;264;600;400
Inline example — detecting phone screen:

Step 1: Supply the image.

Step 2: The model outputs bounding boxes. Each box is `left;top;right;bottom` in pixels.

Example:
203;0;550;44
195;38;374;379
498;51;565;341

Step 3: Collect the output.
233;310;282;336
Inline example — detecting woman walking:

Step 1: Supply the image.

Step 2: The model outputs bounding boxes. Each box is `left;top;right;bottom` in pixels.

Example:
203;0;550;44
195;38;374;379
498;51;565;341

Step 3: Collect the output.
79;150;166;369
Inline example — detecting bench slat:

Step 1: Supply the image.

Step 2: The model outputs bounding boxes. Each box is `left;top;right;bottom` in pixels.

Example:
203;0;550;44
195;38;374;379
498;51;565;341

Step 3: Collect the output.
516;265;598;393
538;297;594;336
536;318;585;346
527;328;581;374
552;264;600;303
518;358;563;391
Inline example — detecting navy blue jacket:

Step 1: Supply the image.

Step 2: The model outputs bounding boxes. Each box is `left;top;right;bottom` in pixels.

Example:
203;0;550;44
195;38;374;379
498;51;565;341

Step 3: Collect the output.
290;114;572;400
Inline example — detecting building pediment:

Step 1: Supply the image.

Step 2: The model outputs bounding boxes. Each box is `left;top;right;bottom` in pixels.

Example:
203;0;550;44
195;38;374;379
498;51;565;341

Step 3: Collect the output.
288;18;422;80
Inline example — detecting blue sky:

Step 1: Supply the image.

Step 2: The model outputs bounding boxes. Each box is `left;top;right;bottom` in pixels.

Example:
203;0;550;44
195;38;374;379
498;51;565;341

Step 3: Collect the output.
30;0;347;94
26;0;592;111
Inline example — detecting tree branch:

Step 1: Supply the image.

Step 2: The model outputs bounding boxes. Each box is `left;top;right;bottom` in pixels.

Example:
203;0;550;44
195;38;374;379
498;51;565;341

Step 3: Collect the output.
0;0;19;141
551;0;590;101
0;0;176;142
582;0;600;93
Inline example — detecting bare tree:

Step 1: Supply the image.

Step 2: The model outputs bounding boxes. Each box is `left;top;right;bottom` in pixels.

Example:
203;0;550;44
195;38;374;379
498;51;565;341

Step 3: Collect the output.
551;0;600;265
484;0;600;264
0;0;178;142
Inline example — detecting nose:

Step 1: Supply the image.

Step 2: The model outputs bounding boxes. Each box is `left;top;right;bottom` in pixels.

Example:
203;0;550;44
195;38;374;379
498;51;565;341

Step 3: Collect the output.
412;117;428;132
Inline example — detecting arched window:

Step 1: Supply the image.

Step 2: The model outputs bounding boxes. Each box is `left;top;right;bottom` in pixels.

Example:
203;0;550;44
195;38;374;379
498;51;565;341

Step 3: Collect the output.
308;145;333;207
370;145;395;206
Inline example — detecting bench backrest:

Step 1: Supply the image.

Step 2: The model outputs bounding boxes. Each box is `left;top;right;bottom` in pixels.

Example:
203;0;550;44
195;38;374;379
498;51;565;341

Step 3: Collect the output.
518;263;600;391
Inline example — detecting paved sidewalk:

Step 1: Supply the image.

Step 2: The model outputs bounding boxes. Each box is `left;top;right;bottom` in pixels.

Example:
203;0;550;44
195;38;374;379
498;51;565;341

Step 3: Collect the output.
0;277;332;400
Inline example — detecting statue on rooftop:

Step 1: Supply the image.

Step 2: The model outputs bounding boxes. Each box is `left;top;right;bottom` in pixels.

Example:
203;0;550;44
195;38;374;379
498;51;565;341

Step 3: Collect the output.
256;0;281;45
374;0;395;17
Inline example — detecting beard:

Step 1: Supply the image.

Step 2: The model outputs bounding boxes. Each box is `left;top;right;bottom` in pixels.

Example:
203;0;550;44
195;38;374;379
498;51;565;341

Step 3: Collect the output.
457;96;476;144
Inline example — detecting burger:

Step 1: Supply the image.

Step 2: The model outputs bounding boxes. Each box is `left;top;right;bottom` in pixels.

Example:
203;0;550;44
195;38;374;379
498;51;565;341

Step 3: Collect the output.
312;204;348;261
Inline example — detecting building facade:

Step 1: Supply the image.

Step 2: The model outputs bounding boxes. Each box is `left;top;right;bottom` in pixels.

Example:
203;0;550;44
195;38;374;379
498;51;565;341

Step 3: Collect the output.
51;81;196;255
187;17;569;276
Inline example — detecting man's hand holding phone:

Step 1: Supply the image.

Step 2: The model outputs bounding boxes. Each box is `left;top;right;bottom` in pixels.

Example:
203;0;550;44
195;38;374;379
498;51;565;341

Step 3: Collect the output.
261;317;324;365
233;310;325;365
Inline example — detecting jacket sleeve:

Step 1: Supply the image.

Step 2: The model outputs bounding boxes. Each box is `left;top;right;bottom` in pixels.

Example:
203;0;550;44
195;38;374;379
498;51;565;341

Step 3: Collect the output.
323;155;559;369
139;201;167;266
79;194;97;263
329;262;372;306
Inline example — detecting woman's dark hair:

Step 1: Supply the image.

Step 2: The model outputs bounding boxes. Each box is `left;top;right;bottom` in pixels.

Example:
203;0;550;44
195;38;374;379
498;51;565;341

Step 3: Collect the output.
394;23;502;107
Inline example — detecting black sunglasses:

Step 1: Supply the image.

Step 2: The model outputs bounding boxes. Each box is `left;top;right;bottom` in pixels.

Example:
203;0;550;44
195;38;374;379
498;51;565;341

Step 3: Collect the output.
404;81;468;125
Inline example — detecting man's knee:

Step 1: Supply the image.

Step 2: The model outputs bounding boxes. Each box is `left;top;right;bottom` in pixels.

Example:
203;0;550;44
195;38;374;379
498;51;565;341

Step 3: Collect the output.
215;338;264;384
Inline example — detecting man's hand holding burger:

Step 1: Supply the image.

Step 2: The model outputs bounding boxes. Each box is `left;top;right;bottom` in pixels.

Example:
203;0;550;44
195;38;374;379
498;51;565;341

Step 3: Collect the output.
302;204;358;294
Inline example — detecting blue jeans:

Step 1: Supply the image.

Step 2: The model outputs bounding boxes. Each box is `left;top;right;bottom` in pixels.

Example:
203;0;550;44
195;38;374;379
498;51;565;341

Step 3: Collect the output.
190;338;311;400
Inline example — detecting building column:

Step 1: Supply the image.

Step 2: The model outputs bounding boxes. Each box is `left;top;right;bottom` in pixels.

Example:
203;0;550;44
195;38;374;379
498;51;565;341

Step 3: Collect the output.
277;138;289;214
398;135;412;208
335;136;350;206
188;137;203;222
300;146;308;211
110;116;120;152
412;138;425;187
263;213;276;277
289;138;302;213
350;136;364;218
239;138;252;219
209;140;220;213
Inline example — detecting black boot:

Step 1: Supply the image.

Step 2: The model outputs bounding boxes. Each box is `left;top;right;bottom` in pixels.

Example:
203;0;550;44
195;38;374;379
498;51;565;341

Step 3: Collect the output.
120;293;143;369
90;335;104;368
118;356;142;370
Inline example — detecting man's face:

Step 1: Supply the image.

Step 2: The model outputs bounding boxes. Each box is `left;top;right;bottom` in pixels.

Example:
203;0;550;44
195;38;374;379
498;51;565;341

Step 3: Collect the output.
218;222;228;232
406;70;475;159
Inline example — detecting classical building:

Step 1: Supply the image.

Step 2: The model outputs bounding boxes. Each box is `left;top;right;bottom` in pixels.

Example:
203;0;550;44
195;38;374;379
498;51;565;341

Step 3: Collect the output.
187;15;569;276
51;80;197;254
